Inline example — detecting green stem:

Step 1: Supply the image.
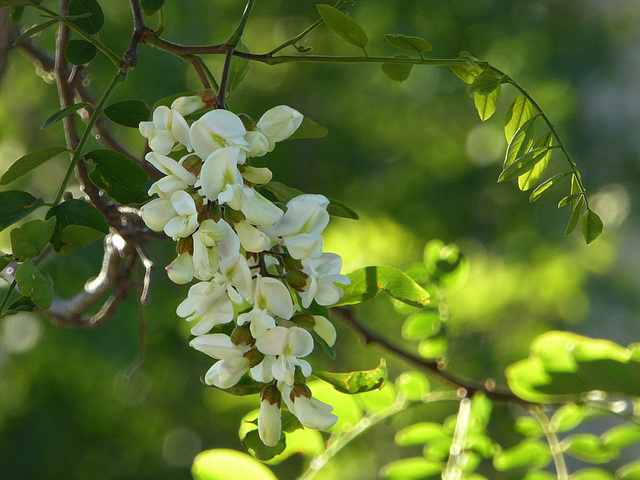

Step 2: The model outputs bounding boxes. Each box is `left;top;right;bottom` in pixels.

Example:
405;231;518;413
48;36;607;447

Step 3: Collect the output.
495;68;589;207
53;72;125;205
32;3;121;67
0;280;18;315
530;406;568;480
264;54;469;67
268;0;349;56
226;0;255;48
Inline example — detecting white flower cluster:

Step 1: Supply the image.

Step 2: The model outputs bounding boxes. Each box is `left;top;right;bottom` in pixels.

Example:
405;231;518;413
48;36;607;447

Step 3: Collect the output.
139;95;350;446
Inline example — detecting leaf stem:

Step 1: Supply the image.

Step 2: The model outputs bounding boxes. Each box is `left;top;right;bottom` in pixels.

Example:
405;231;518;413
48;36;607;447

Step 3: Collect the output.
53;71;125;205
530;405;569;480
226;0;255;48
0;280;17;316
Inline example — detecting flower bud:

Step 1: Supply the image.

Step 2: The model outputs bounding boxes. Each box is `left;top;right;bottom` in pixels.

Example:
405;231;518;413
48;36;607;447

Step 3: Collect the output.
312;315;337;347
257;105;304;145
165;252;194;284
258;385;282;447
230;324;255;347
244;131;269;158
181;154;203;177
240;166;272;185
176;236;194;255
285;269;309;291
170;95;206;116
243;348;265;368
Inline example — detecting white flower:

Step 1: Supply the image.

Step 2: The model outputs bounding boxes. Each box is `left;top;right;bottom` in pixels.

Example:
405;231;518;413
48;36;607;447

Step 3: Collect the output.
235;220;271;253
283;385;338;431
255;326;313;385
241;166;272;185
197;148;243;202
189;109;248;162
166;251;195;284
218;185;284;228
300;253;350;308
253;275;295;320
140;198;177;232
189;334;251;389
266;194;330;259
237;308;277;339
245;130;270;158
163;190;199;240
258;386;282;447
145;152;197;199
250;354;276;383
257;106;303;151
139;105;191;154
214;254;253;305
176;281;234;335
171;95;206;116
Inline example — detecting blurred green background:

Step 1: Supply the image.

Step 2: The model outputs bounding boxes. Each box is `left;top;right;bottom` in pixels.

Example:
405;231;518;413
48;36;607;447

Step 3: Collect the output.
1;0;640;478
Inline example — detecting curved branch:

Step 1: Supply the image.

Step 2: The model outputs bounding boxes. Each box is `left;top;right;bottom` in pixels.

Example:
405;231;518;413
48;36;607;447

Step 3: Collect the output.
332;306;535;407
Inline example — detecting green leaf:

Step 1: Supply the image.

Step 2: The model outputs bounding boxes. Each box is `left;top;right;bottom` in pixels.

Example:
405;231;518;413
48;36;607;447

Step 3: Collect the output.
384;34;432;54
514;416;544;437
418;335;447;359
0;0;43;6
222;374;269;396
42;103;93;129
582;209;604;245
317;4;368;52
191;449;277;480
380;457;443;480
382;59;413;82
1;147;69;185
529;172;569;202
69;0;104;34
450;52;485;84
402;310;441;340
493;439;551;471
10;218;56;261
469;70;503;96
498;146;552;183
228;41;251;95
103;100;150;128
504;116;537;169
0;190;44;231
395;371;430;402
241;429;286;462
505;95;536;143
314;358;387;394
563;434;619;463
12;19;58;46
565;196;585;235
45;199;109;255
65;39;97;65
618;461;640;480
558;193;582;208
261;182;357;219
0;296;37;318
10;5;25;22
473;86;500;121
14;259;53;309
518;132;553;190
572;469;616;480
326;198;359;220
85;149;150;204
140;0;164;16
601;424;640;449
394;422;447;446
550;403;592;432
287;116;328;140
506;331;640;403
335;265;430;308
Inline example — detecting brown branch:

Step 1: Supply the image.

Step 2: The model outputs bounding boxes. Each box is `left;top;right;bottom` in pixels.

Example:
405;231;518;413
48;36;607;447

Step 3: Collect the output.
332;306;535;407
123;0;152;70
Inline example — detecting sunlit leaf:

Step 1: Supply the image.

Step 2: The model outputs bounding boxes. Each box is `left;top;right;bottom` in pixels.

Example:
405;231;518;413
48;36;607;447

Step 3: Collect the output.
266;427;324;464
395;422;447;446
192;449;277;480
336;265;430;308
65;39;97;65
617;460;640;480
140;0;164;16
558;193;582;208
45;199;109;255
0;190;44;231
601;424;640;449
380;457;443;480
505;95;536;143
1;147;69;185
582;209;603;245
314;358;387;394
550;403;593;432
418;335;447;359
493;439;551;471
563;434;619;463
317;4;368;52
241;429;286;461
504;116;537;169
469;70;503;96
382;59;413;82
69;0;104;34
450;52;485;84
395;371;430;401
529;172;569;202
474;86;500;121
103;100;150;127
470;392;492;428
14;258;53;309
42;103;94;129
423;240;468;287
358;382;397;414
514;416;544;437
498;146;552;183
565;196;585;235
506;331;640;403
12;19;58;46
307;380;363;430
518;132;553;190
572;468;616;480
85;149;150;204
10;218;56;261
287;116;328;140
384;34;432;53
402;310;441;340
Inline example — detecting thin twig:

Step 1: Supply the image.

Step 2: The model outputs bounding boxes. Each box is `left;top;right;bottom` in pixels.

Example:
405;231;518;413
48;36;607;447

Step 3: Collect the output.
123;0;152;70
